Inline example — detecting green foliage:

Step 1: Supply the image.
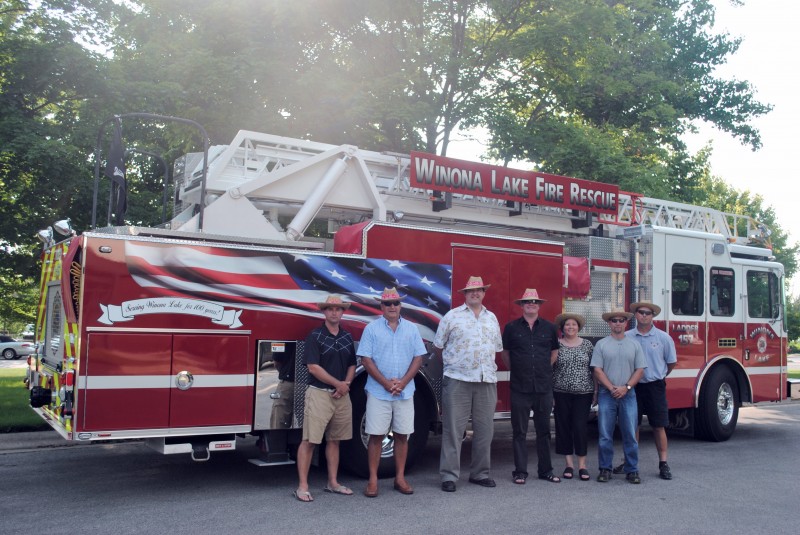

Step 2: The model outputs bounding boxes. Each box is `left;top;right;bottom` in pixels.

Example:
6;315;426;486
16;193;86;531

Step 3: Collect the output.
483;0;770;191
787;294;800;348
0;0;796;329
0;0;112;278
0;269;36;333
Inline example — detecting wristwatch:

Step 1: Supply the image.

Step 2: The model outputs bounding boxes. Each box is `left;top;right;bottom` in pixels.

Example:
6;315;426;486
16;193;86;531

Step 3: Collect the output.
625;383;631;390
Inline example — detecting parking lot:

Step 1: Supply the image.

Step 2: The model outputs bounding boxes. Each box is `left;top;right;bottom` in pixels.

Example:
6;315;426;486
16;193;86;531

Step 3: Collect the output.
2;399;800;534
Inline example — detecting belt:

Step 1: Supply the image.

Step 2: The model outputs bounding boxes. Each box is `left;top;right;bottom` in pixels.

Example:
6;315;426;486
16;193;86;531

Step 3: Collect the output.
308;385;336;393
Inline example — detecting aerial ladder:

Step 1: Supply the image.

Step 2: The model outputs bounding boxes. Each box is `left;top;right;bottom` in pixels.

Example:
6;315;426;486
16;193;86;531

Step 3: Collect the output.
170;130;772;253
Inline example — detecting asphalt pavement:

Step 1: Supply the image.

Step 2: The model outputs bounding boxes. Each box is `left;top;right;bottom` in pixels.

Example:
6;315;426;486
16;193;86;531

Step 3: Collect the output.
3;353;798;454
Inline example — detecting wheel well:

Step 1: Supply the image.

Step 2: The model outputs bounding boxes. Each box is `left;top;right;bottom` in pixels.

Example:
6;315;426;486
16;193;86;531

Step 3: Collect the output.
699;359;751;407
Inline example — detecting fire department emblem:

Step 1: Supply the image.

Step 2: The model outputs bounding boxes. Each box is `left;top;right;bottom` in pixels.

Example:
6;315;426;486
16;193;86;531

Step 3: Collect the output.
756;335;768;354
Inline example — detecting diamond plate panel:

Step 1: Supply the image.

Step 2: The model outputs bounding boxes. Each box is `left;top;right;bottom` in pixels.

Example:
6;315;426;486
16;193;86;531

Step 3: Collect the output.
293;341;308;429
564;235;631;339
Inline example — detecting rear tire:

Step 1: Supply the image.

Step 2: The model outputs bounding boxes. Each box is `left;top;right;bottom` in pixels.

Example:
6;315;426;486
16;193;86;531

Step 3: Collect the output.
2;348;16;360
695;366;739;442
340;377;431;479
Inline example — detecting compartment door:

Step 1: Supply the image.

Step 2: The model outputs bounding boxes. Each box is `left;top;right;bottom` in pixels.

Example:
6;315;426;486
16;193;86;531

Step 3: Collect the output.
170;334;251;427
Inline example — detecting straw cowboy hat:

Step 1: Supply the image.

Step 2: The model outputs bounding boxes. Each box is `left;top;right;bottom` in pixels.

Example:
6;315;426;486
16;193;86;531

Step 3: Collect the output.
514;288;546;305
317;295;352;310
602;308;634;321
629;301;662;317
458;276;491;293
373;287;406;302
555;312;586;331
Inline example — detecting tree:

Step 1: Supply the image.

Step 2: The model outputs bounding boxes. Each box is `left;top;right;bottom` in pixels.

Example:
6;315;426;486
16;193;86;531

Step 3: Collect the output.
787;294;800;350
0;268;36;334
481;0;771;197
0;0;118;279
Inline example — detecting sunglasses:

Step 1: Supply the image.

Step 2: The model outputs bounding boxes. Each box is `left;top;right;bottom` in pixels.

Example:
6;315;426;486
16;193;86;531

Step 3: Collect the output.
636;310;654;316
382;301;401;307
520;300;540;305
609;318;628;324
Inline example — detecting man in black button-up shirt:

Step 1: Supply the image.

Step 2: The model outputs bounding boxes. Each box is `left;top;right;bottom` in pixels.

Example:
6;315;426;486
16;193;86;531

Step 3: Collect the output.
501;289;560;484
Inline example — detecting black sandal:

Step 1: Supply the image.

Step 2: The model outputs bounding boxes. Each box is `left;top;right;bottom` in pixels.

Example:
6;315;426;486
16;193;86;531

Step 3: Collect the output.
538;473;561;483
512;471;527;484
578;468;590;481
562;467;574;479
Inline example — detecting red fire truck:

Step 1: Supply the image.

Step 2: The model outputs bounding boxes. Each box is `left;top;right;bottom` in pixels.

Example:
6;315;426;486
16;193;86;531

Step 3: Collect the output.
27;130;790;476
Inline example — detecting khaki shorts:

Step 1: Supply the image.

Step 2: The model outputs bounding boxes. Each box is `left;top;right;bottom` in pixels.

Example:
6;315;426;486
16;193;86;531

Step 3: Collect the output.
365;393;414;436
302;387;353;444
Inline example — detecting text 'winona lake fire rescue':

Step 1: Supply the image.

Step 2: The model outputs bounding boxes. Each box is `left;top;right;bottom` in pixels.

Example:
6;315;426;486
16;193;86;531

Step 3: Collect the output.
410;151;619;215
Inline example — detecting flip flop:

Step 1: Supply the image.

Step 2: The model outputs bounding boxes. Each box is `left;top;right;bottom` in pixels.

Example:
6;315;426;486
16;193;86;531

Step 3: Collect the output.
324;485;354;496
562;467;574;480
293;489;313;502
538;473;561;483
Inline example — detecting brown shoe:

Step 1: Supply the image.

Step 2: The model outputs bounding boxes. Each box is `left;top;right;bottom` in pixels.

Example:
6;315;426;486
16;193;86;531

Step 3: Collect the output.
393;479;414;495
363;483;379;498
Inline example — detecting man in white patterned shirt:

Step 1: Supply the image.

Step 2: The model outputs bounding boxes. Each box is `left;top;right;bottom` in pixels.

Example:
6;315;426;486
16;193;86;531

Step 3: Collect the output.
433;276;503;492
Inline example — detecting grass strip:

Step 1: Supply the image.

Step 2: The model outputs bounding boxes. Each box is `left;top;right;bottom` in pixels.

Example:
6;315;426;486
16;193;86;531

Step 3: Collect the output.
0;369;50;433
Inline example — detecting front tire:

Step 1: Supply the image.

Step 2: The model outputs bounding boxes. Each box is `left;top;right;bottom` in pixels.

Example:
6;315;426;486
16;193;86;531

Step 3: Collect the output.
340;377;431;478
2;348;16;360
695;366;739;442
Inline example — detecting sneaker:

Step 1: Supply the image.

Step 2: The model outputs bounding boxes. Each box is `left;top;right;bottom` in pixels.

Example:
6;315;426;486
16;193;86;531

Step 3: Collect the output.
626;471;641;484
659;463;673;480
597;469;611;483
612;462;625;474
441;481;456;492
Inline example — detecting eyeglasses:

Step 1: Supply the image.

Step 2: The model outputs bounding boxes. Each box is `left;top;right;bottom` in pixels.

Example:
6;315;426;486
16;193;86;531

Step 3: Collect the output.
636;310;654;316
609;318;628;324
382;301;401;307
520;300;540;305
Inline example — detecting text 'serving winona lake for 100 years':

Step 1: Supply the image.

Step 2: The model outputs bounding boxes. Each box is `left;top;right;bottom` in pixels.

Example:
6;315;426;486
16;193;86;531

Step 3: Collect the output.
411;152;619;215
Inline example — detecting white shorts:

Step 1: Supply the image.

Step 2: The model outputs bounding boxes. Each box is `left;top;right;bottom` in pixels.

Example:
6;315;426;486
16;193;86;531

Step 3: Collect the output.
365;393;415;436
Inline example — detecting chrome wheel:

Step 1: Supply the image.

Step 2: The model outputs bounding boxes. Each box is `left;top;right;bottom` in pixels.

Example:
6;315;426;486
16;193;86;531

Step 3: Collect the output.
716;382;735;426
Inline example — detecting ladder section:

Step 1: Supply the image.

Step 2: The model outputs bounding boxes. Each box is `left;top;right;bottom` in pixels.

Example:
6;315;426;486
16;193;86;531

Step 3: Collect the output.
632;197;771;246
173;131;591;238
173;130;770;248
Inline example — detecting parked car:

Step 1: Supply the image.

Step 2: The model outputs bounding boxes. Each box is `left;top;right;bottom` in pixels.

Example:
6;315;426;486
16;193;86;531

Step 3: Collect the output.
21;323;34;340
0;335;35;360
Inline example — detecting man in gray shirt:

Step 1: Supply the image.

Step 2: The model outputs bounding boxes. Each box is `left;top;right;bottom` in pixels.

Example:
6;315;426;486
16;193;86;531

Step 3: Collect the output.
591;308;646;484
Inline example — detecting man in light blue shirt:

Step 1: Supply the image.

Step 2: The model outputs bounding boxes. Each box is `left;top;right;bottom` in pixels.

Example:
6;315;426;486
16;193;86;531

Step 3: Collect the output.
618;300;677;480
357;287;426;498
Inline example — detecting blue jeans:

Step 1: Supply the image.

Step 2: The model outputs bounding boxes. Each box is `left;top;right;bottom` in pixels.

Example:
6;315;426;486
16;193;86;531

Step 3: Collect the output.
597;389;639;473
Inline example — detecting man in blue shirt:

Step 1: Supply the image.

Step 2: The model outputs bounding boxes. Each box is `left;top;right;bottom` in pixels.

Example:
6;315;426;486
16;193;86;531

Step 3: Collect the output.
357;287;427;498
613;301;677;480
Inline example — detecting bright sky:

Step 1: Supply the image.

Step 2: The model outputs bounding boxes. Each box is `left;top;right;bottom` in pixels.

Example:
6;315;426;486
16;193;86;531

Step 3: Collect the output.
684;0;799;294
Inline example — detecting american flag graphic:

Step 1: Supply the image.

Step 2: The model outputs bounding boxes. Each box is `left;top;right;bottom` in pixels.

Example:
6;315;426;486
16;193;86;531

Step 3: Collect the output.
124;242;452;339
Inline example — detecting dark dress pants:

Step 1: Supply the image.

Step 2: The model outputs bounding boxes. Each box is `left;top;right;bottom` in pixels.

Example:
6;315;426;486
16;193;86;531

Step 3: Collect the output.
510;389;553;477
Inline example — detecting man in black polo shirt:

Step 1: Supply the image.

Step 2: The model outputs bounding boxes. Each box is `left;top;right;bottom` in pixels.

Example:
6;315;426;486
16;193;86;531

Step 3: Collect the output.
501;288;560;484
294;295;357;502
